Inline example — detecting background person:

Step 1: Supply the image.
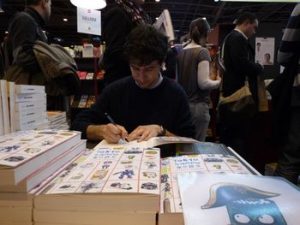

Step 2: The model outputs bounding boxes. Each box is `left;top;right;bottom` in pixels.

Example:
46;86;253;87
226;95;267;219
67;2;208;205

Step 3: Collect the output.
177;18;221;141
274;3;300;184
102;0;151;86
219;12;263;158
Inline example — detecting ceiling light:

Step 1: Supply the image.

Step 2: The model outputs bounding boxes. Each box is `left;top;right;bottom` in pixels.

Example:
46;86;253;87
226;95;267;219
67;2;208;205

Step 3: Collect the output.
70;0;106;10
155;0;160;2
63;18;68;22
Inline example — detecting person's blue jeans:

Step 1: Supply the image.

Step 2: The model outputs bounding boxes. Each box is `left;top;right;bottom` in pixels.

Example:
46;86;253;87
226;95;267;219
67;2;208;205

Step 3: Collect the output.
189;102;210;141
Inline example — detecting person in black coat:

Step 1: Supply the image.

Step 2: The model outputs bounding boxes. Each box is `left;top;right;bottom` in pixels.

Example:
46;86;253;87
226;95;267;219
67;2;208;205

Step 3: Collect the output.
219;12;263;158
102;0;151;85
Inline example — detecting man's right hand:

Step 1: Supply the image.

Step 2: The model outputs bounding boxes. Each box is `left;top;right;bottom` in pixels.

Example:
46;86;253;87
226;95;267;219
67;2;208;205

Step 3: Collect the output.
103;123;128;143
87;124;128;143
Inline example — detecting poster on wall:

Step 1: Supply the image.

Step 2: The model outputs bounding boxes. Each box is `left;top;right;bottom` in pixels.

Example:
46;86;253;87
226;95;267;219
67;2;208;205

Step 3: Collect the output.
178;173;300;225
77;8;101;36
255;37;275;66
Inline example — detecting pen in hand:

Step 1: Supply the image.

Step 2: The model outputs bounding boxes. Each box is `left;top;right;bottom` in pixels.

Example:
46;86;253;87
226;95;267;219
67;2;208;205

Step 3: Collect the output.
104;112;115;124
104;112;128;143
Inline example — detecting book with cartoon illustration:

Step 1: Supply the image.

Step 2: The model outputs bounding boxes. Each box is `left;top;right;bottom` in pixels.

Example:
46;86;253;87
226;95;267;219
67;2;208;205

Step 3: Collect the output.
160;153;254;225
0;130;81;186
178;173;300;225
34;146;161;225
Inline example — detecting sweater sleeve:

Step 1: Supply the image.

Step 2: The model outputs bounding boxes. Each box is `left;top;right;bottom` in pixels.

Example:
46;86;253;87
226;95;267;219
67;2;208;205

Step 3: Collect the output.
229;34;263;78
197;61;221;90
8;12;40;72
277;3;300;66
70;90;110;139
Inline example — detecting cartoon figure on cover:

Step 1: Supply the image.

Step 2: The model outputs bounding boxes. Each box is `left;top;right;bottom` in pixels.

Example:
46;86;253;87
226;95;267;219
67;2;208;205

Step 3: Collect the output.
201;183;287;225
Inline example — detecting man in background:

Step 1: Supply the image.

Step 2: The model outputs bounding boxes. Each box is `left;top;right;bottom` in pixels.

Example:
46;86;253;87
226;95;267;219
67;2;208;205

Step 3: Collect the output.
102;0;151;86
219;12;263;158
274;3;300;184
5;0;79;110
6;0;50;73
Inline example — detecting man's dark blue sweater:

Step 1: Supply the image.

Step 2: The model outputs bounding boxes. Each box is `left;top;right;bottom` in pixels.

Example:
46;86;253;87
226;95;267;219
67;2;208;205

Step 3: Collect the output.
71;76;195;139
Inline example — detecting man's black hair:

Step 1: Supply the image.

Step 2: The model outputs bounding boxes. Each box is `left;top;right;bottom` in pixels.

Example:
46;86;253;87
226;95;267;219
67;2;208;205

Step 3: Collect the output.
235;12;257;25
26;0;42;6
124;24;168;65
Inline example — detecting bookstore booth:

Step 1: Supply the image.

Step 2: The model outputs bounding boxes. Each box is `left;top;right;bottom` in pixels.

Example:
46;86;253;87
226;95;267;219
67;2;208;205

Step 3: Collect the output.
0;0;300;225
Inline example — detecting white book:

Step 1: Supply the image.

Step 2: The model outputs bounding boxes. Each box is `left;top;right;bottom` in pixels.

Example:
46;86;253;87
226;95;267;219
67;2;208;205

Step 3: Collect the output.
0;130;81;185
15;84;45;94
15;101;46;112
0;81;4;136
1;80;10;134
85;73;94;80
15;106;46;117
15;110;47;122
35;147;161;212
15;117;47;131
0;140;85;192
15;93;46;103
8;81;16;132
82;44;94;58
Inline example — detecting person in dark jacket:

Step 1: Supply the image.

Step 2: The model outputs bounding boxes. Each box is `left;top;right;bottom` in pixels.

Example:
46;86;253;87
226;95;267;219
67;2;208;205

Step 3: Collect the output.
6;0;79;110
8;0;50;72
274;3;300;184
102;0;151;85
219;12;263;157
71;25;195;145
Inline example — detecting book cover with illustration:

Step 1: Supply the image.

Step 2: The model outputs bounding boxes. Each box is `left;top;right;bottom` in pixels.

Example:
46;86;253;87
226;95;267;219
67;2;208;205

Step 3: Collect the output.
34;147;161;225
0;130;81;185
35;146;160;211
178;173;300;225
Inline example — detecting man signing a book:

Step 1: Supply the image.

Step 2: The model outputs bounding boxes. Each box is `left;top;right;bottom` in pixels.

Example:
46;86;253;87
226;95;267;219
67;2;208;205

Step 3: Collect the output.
71;25;195;144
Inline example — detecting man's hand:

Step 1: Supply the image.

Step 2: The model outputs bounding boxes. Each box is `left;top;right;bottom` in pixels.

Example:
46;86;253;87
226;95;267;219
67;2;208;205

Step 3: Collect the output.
87;124;128;144
127;125;162;142
103;124;128;143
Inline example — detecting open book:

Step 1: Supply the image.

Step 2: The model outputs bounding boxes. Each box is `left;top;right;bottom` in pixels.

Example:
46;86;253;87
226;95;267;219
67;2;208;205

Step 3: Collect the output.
95;136;199;149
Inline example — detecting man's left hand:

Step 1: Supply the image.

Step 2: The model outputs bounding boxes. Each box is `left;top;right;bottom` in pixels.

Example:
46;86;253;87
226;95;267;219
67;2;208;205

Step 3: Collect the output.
127;125;162;142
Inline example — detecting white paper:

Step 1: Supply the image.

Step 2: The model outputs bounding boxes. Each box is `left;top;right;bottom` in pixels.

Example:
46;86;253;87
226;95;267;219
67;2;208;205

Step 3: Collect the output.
178;173;300;225
77;8;101;35
255;37;275;66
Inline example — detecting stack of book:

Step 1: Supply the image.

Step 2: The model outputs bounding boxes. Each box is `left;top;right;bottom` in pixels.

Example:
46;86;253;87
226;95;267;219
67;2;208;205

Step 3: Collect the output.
34;146;161;225
0;80;48;134
0;130;85;225
71;95;96;108
47;111;69;130
0;130;84;192
0;192;33;225
159;149;254;225
13;83;48;131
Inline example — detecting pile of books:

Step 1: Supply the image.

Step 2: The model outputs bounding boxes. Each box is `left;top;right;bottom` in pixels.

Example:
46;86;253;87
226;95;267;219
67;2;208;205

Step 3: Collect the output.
76;71;94;80
159;146;254;225
34;146;161;225
0;130;85;225
47;111;69;130
0;192;33;225
0;80;48;135
71;95;96;108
